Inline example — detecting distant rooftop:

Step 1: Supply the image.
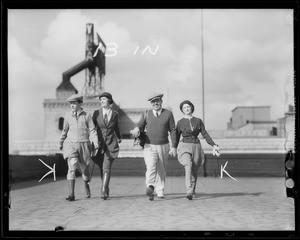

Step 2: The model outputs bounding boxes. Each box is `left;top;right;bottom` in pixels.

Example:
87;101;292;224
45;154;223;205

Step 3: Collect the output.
248;120;277;124
231;106;270;112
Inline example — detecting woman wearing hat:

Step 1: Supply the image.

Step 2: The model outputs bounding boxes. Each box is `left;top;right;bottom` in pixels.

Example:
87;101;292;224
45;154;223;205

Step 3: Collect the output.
176;100;220;200
92;92;122;200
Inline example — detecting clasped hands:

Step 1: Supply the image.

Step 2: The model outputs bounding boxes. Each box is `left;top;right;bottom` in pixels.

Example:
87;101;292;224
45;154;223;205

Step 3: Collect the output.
130;127;140;138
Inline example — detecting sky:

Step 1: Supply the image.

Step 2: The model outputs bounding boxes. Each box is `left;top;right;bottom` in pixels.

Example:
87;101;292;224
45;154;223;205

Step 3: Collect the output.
7;9;294;147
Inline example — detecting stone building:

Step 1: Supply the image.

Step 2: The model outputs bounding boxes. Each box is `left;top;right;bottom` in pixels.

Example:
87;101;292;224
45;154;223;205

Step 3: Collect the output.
227;106;278;136
43;81;146;141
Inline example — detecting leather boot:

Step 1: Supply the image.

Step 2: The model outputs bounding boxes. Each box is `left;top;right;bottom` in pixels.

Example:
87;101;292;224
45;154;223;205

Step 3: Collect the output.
100;167;104;199
102;172;111;200
100;187;109;199
84;180;91;198
193;176;197;198
66;180;75;201
100;173;104;199
100;184;104;199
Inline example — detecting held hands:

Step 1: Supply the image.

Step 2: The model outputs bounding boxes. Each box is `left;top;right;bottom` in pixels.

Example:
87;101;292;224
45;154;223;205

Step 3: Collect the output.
212;145;220;157
93;141;99;150
59;145;63;150
90;141;99;157
130;127;140;138
169;147;177;157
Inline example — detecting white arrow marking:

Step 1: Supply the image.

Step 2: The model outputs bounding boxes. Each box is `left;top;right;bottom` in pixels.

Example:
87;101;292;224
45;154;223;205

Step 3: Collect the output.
38;159;56;182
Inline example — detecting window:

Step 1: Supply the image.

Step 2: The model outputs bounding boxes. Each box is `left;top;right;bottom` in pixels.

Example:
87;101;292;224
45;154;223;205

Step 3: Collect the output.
58;117;64;130
272;127;277;136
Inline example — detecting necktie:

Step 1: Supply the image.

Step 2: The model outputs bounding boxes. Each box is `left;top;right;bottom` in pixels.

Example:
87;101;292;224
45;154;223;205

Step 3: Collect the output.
104;113;108;125
155;111;159;117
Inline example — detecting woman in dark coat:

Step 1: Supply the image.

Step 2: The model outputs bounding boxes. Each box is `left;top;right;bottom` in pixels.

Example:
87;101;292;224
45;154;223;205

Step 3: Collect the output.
92;92;122;200
176;100;220;200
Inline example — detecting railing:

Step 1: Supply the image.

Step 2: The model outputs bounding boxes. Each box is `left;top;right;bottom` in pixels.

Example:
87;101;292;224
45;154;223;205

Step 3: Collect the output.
11;138;289;156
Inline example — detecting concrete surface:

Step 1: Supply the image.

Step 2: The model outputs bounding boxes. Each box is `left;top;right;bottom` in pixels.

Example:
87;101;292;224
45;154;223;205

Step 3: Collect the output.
7;175;295;233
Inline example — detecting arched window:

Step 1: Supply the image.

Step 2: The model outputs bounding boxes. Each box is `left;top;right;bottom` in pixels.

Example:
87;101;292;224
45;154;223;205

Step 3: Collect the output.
58;117;64;130
272;127;277;136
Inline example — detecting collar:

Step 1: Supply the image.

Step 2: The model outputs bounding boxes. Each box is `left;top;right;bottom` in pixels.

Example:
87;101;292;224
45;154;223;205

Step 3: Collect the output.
183;115;193;120
152;109;162;116
73;108;83;117
103;107;112;115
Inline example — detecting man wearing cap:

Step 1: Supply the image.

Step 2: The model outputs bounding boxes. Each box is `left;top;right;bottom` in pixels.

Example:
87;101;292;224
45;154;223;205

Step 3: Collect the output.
92;92;122;200
130;93;177;201
59;93;99;201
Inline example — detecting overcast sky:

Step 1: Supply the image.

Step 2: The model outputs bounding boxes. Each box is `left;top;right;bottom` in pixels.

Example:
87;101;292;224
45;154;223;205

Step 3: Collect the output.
8;9;294;145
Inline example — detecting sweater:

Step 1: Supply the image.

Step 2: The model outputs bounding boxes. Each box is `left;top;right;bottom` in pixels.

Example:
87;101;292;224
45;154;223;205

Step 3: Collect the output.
59;109;98;145
137;109;177;147
176;117;215;148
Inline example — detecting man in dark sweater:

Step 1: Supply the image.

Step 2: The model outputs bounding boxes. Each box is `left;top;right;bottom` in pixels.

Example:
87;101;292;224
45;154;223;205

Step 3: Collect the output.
131;93;177;200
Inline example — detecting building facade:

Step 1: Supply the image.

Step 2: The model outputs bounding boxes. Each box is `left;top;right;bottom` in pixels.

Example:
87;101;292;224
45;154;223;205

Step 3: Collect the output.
43;90;146;141
228;106;272;130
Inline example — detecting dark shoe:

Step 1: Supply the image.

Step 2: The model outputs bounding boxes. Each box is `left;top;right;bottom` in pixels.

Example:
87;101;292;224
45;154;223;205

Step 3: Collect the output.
66;195;75;201
186;193;193;200
101;191;106;200
103;187;109;200
100;186;109;199
146;185;154;201
157;196;165;200
101;188;108;200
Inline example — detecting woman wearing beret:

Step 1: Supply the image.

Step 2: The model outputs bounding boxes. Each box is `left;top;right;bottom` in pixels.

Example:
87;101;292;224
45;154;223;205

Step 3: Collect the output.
176;100;220;200
92;92;122;200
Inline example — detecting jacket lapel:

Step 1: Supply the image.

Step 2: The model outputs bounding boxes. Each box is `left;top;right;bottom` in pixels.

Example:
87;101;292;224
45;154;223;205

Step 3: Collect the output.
98;108;105;127
108;110;116;126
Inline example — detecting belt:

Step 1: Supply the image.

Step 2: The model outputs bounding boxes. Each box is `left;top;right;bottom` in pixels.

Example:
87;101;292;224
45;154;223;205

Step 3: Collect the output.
181;137;199;143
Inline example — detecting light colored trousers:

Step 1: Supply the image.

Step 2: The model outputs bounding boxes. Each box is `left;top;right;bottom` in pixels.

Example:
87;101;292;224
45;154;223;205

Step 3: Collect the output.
64;142;92;181
67;158;90;181
143;143;170;197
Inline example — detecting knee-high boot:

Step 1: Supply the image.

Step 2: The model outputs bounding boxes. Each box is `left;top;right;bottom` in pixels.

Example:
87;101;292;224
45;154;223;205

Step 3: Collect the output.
193;177;197;198
66;180;75;201
100;171;104;199
98;165;104;199
102;172;111;200
192;170;198;198
84;180;91;198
